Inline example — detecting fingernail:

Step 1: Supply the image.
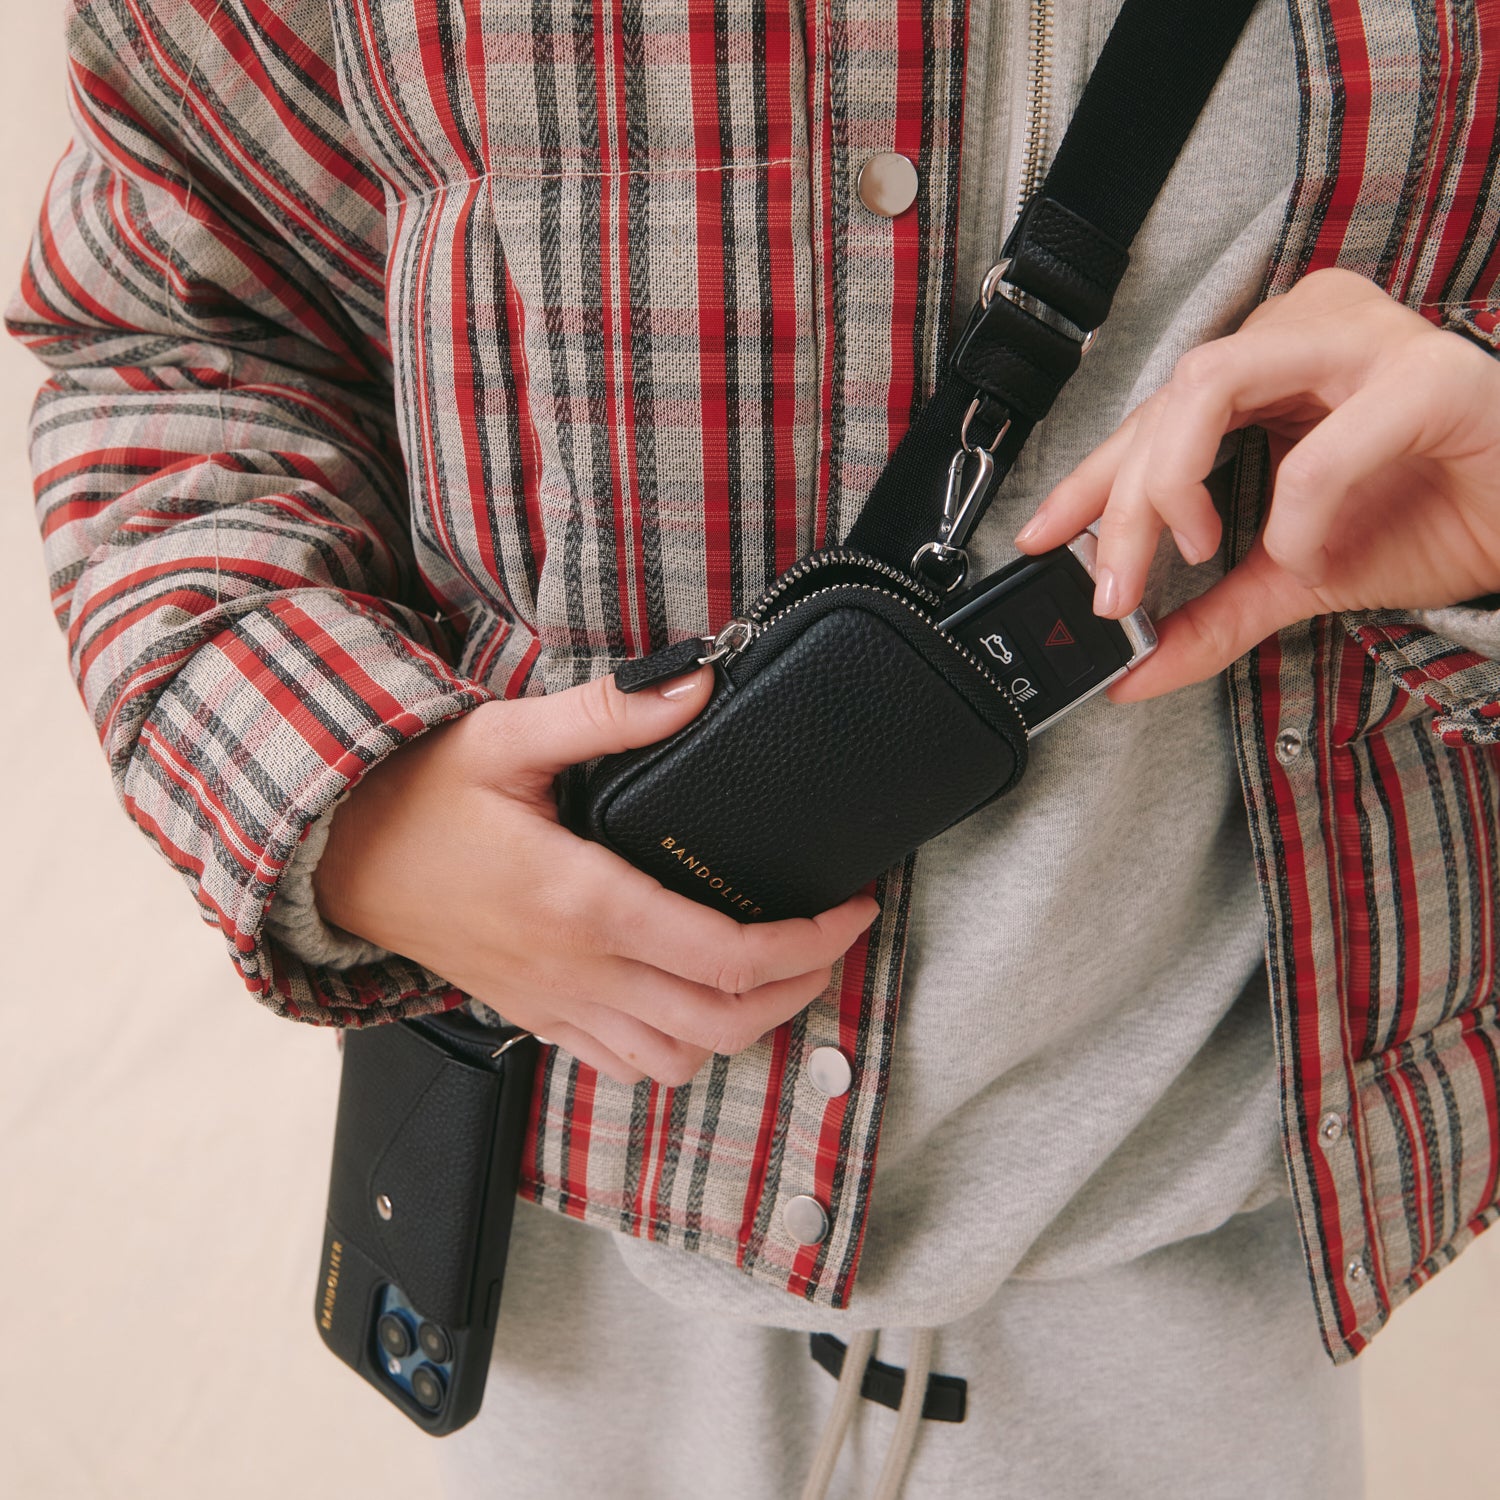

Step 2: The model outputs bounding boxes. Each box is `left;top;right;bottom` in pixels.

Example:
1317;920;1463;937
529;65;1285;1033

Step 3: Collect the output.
1172;528;1203;565
1014;515;1044;547
1094;566;1119;617
659;669;707;700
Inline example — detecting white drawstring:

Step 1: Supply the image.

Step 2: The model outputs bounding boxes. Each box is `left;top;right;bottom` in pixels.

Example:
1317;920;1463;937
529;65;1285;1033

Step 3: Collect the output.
800;1329;878;1500
871;1328;933;1500
798;1328;937;1500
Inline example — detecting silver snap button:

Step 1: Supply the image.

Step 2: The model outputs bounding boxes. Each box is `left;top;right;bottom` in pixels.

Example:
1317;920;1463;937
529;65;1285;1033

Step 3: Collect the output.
1319;1111;1344;1146
782;1194;830;1246
1275;727;1305;765
376;1193;394;1221
1346;1258;1368;1285
857;152;919;218
807;1046;853;1098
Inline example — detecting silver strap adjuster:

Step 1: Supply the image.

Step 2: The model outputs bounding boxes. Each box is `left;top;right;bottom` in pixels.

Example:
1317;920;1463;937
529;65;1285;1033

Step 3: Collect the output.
980;257;1100;355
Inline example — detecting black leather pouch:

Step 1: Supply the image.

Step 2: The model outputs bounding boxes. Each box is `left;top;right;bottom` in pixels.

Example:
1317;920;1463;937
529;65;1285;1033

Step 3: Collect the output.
315;1011;536;1435
572;549;1028;922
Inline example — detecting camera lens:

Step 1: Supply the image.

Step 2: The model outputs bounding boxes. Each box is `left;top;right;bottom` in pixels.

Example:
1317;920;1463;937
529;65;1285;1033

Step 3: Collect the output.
417;1321;452;1364
376;1311;414;1360
410;1363;446;1413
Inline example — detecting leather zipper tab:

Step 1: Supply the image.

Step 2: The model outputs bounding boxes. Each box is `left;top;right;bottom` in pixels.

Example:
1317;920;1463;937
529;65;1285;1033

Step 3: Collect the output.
614;636;714;694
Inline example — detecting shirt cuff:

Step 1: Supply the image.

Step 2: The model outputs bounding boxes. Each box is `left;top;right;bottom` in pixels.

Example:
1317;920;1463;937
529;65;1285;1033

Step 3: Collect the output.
262;790;395;971
1343;607;1500;746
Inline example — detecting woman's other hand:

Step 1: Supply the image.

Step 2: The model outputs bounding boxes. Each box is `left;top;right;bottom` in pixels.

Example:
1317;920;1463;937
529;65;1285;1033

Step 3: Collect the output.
1015;267;1500;701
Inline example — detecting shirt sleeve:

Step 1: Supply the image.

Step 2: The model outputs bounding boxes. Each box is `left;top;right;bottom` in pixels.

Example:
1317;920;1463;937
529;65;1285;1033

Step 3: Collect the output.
7;0;493;1025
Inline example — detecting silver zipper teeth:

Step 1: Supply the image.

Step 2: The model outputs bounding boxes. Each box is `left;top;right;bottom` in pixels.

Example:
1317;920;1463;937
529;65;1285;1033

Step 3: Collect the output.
735;581;1022;722
748;547;941;623
1016;0;1053;223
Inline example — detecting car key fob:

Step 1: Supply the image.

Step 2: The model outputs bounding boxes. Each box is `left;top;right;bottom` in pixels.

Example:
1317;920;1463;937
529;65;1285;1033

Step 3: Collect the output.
935;531;1156;734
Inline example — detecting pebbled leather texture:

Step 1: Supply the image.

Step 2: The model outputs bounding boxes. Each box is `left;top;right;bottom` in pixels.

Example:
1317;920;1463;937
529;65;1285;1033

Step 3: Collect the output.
949;292;1084;424
1003;196;1131;333
579;586;1028;922
325;1018;502;1325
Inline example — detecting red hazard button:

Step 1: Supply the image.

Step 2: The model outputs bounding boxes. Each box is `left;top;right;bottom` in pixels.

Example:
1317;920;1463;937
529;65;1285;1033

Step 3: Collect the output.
1017;581;1095;690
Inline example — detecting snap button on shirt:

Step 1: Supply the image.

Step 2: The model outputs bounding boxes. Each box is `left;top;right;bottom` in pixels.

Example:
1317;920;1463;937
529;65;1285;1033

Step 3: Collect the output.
807;1046;853;1098
782;1194;830;1246
857;152;919;217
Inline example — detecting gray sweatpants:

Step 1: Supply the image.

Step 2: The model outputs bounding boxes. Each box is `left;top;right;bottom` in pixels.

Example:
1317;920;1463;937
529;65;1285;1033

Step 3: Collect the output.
440;1196;1362;1499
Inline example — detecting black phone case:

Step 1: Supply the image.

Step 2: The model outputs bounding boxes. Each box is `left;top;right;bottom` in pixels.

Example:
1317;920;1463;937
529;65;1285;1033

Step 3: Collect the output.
314;1011;537;1435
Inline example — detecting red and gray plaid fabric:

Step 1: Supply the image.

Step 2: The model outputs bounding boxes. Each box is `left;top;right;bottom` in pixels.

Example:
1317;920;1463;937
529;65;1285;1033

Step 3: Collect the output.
10;0;1500;1360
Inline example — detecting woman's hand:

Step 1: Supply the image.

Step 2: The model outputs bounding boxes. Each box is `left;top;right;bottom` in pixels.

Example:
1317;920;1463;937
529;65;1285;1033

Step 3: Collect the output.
314;668;878;1087
1014;267;1500;702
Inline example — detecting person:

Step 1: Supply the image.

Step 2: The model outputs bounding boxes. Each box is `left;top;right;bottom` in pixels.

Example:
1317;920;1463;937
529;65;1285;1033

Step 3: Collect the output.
11;0;1500;1495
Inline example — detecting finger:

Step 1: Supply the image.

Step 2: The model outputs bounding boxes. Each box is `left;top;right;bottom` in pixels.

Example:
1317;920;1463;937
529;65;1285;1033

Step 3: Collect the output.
1260;369;1436;583
539;1021;648;1088
1105;542;1318;701
1015;403;1149;552
657;891;874;997
593;863;880;991
493;665;715;778
1093;397;1171;616
566;1003;715;1087
577;956;835;1056
1144;327;1357;525
1137;424;1224;572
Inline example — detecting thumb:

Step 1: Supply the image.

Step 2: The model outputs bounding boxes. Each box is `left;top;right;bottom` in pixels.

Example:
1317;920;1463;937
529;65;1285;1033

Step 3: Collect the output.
1107;545;1315;703
497;664;715;774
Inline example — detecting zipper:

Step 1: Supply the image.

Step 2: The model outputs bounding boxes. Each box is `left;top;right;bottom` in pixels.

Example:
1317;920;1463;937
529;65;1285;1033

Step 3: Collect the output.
692;550;936;668
1014;0;1053;226
747;546;941;623
700;547;937;665
704;570;1022;727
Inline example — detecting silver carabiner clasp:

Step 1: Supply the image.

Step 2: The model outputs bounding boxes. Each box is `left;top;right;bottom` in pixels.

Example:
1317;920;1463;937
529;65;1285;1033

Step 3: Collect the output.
911;397;1013;590
940;443;995;547
911;428;1001;590
911;539;969;590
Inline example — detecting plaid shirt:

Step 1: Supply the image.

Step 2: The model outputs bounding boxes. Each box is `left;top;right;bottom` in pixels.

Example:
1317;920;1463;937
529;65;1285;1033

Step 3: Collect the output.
12;0;1500;1363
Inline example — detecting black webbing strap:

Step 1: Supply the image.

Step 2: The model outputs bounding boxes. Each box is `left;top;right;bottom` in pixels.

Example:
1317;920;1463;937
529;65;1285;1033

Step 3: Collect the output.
844;0;1261;582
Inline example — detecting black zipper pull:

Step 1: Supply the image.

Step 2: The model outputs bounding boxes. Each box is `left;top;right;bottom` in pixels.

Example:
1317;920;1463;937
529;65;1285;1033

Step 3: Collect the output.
613;635;715;694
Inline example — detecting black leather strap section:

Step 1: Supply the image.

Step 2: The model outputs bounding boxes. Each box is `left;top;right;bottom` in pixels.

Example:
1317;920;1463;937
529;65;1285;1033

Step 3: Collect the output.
998;0;1260;330
844;0;1261;575
949;290;1087;424
1000;195;1131;334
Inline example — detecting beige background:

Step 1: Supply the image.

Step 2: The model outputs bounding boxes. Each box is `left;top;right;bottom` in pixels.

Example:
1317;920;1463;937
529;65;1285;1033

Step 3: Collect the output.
1;5;1497;1498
